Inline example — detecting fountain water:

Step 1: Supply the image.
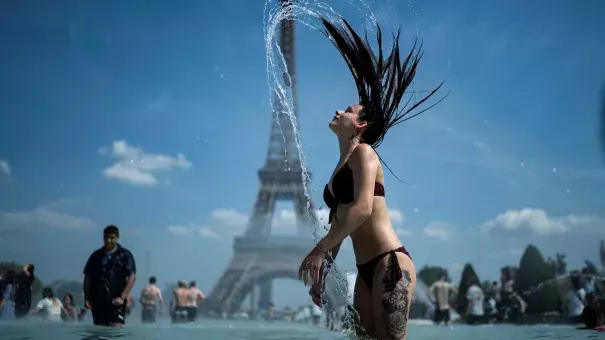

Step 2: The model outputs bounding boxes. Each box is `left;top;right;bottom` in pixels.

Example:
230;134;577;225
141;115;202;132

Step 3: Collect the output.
263;0;382;242
262;1;433;332
262;0;389;314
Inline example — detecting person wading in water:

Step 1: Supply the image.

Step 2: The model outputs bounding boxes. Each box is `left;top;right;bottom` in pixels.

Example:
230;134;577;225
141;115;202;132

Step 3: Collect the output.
298;14;443;340
83;225;137;327
139;276;163;324
184;281;205;323
171;280;189;323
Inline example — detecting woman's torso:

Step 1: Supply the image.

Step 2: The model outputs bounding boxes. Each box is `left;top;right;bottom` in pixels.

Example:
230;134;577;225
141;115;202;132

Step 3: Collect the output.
326;152;402;264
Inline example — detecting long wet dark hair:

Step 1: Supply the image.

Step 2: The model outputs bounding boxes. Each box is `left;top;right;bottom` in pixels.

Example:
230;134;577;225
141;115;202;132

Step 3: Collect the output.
320;16;445;178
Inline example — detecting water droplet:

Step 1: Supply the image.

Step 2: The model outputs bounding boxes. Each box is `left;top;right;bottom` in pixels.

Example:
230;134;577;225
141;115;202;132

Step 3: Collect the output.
413;208;419;213
520;162;525;167
566;189;570;194
219;74;224;78
552;167;557;172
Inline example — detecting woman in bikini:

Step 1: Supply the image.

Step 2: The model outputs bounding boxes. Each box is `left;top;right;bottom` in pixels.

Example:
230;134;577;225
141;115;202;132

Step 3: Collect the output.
298;16;442;340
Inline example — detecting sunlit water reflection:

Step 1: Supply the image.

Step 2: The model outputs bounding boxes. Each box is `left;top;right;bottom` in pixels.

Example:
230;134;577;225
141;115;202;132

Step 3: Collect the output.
0;319;598;340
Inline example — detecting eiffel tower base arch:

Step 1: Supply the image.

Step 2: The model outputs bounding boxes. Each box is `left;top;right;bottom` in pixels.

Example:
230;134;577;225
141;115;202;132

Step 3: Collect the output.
200;237;346;316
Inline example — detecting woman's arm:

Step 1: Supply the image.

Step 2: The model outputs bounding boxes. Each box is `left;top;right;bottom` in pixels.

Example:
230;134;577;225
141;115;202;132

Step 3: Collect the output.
328;217;345;260
318;144;379;251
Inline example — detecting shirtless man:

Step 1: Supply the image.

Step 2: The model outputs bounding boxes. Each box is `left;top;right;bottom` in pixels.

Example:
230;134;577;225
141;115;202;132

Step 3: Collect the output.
185;281;205;323
429;272;457;325
170;280;189;324
139;276;163;324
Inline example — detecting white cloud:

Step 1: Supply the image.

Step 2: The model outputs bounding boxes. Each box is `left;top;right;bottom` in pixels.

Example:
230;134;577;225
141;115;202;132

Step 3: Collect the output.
389;209;404;224
211;209;249;227
480;208;603;235
148;94;171;112
0;159;10;175
167;225;220;239
0;208;96;230
100;140;191;186
423;221;454;241
209;207;406;235
395;228;413;237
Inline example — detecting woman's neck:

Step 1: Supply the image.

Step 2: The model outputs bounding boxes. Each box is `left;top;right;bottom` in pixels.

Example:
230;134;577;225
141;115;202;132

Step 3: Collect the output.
337;134;360;160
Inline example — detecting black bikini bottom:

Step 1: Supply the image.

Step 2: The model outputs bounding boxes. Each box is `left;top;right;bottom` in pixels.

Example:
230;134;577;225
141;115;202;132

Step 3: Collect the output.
355;246;411;292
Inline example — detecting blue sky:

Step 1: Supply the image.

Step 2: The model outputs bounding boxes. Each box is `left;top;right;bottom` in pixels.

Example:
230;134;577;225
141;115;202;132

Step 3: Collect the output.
1;0;605;309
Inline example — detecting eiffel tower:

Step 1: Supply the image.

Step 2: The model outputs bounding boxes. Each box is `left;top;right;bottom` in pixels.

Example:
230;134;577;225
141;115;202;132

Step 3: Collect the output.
200;0;345;316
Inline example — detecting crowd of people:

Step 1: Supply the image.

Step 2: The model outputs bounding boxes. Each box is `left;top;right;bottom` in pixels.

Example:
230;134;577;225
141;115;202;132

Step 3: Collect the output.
566;272;605;330
0;225;206;326
425;269;605;331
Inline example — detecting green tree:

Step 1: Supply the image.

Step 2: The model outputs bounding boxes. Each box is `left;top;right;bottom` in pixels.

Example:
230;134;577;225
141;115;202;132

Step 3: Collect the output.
0;261;44;296
455;263;480;314
515;245;561;314
417;265;450;287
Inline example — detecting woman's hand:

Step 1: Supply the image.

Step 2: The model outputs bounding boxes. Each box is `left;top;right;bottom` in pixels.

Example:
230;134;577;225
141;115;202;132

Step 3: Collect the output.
298;247;329;286
309;277;325;307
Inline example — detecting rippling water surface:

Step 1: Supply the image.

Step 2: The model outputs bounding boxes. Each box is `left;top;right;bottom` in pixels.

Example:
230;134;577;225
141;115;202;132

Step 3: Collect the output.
0;318;598;340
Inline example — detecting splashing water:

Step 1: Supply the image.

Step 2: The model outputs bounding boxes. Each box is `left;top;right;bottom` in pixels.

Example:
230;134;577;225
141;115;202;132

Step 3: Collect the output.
521;273;605;297
261;0;378;326
262;0;381;242
261;0;428;331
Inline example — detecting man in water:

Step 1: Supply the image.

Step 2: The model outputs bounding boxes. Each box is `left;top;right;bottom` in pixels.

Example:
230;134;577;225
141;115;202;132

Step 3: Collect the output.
170;280;189;323
429;272;457;325
83;225;137;326
13;263;35;319
185;281;204;323
0;272;8;317
465;276;485;325
139;276;163;324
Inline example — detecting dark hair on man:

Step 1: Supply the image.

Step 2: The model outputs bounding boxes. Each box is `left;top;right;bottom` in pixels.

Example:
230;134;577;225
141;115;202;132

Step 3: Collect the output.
103;225;120;237
149;276;157;284
320;16;444;150
189;281;196;288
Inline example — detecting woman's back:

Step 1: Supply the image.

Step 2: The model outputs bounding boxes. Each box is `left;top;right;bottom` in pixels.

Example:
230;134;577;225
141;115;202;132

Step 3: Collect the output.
37;297;63;321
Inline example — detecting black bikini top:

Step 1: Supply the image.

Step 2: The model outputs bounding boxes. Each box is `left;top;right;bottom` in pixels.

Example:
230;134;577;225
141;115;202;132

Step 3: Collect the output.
323;163;385;223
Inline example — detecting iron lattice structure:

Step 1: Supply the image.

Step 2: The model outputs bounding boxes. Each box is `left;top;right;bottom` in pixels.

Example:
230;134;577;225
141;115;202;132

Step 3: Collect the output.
200;0;345;315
